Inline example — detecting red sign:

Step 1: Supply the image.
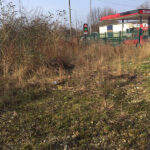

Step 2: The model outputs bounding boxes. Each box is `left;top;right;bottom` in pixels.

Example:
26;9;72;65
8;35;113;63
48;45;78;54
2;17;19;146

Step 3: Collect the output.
139;9;150;14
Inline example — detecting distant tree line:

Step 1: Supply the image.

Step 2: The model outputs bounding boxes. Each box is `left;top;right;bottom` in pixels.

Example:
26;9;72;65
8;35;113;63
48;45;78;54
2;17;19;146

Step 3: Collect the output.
138;0;150;9
87;0;150;32
87;7;118;32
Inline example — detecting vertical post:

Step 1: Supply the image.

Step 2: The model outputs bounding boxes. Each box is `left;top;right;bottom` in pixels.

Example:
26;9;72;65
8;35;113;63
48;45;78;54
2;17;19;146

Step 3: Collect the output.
84;34;87;45
19;0;22;25
105;32;107;44
139;28;142;45
19;0;22;54
119;31;121;44
140;16;142;24
148;17;150;37
122;19;124;40
90;0;92;35
19;0;22;16
68;0;72;37
139;16;143;44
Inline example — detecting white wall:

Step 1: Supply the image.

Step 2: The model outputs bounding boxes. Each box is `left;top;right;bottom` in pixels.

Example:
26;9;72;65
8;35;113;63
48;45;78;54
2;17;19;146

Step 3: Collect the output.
99;26;107;34
99;23;134;33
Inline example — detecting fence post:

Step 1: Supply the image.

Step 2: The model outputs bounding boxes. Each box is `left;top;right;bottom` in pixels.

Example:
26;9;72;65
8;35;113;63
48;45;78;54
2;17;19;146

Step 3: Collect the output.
105;32;107;44
148;17;150;37
148;27;150;38
119;31;121;44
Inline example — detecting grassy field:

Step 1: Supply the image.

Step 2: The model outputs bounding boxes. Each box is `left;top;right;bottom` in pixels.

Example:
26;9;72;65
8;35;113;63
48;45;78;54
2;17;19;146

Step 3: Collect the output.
0;51;150;150
1;43;150;149
1;2;150;149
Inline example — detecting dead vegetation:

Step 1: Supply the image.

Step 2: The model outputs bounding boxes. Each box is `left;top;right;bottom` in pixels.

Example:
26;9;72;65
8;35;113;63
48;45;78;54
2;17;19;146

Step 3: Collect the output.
1;2;150;99
1;1;150;150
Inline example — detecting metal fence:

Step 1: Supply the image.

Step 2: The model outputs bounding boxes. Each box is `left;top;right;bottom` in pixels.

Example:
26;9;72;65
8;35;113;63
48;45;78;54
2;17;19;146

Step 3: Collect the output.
81;29;150;46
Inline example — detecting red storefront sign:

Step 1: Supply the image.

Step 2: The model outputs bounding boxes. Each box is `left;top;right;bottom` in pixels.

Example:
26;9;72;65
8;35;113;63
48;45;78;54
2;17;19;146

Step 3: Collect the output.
139;9;150;14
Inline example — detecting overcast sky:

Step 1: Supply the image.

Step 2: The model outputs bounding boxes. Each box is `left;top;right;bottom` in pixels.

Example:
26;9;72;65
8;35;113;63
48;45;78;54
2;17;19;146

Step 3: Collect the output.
6;0;146;26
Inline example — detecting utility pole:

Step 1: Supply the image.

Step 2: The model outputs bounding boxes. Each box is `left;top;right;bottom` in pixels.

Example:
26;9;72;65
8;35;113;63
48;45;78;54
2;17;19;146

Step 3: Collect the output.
90;0;92;35
68;0;72;37
19;0;22;16
19;0;22;25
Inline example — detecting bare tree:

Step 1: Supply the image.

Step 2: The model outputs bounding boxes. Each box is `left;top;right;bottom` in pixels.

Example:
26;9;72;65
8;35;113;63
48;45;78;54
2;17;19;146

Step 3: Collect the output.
137;0;150;9
87;7;117;32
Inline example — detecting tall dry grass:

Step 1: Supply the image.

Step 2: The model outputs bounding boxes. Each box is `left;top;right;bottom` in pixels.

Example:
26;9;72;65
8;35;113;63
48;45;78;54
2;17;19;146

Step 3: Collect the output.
69;43;150;93
0;1;150;106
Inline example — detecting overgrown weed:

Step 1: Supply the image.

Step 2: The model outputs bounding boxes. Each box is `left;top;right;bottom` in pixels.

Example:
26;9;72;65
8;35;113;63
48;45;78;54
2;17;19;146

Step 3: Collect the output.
0;1;150;109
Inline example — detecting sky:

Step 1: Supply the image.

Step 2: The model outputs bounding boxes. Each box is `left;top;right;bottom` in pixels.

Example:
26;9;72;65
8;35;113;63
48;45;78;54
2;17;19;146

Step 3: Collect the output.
6;0;146;27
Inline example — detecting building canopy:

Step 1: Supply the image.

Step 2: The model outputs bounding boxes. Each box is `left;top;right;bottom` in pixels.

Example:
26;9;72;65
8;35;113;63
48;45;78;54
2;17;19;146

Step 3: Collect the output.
100;9;150;22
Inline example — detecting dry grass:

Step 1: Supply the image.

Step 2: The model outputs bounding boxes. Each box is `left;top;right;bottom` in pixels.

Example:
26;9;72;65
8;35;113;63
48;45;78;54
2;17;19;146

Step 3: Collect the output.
0;1;150;108
1;18;150;97
2;2;150;150
69;43;150;92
